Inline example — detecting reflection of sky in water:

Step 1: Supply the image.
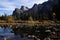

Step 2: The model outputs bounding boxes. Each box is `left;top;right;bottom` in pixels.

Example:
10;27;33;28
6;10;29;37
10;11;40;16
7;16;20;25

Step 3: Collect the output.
0;27;13;37
0;27;33;40
0;27;12;33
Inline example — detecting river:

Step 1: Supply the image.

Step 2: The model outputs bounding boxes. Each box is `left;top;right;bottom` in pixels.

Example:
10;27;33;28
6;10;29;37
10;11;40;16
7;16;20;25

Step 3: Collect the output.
0;27;33;40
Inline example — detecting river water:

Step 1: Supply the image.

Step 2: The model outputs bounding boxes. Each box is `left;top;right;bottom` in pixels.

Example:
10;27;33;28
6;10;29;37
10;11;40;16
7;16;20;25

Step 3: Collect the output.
0;27;33;40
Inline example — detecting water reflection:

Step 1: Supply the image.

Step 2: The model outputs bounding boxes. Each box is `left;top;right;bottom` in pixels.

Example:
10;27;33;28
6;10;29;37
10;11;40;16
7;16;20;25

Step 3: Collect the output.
0;27;33;40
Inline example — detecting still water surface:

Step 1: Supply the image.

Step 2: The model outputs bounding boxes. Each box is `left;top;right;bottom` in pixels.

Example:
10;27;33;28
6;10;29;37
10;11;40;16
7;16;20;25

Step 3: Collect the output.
0;27;33;40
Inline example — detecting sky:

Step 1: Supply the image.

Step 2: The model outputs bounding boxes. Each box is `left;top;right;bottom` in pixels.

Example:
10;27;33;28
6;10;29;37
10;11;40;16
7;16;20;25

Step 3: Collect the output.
0;0;48;16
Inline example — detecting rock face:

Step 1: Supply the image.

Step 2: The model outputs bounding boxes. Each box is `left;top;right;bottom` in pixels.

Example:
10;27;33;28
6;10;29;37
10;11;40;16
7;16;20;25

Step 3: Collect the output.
20;6;29;11
38;1;54;20
12;6;29;20
52;0;60;20
12;0;60;20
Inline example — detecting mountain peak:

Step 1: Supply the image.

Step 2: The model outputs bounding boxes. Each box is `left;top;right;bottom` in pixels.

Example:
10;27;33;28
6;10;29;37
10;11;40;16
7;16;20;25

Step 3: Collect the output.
20;6;29;11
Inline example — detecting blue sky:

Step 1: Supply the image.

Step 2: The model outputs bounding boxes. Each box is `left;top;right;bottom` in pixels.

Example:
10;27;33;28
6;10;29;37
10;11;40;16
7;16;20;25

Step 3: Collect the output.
0;0;48;16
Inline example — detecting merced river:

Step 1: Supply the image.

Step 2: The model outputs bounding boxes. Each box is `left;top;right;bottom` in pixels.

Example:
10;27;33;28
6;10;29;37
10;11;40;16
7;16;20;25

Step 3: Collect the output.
0;27;33;40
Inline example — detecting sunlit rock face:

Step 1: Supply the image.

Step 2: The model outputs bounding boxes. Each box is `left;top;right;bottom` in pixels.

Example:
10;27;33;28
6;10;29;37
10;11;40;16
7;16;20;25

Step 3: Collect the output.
20;6;29;11
12;8;22;19
12;6;29;20
12;0;60;20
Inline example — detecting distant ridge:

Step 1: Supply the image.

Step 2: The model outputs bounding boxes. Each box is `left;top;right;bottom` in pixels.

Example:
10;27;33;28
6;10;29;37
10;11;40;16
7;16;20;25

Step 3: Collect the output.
12;0;60;20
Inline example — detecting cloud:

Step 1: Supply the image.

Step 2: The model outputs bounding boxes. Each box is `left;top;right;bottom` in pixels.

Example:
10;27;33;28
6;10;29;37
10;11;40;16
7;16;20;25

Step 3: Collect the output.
0;0;48;10
0;0;48;15
14;0;48;8
0;0;16;10
34;0;48;4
